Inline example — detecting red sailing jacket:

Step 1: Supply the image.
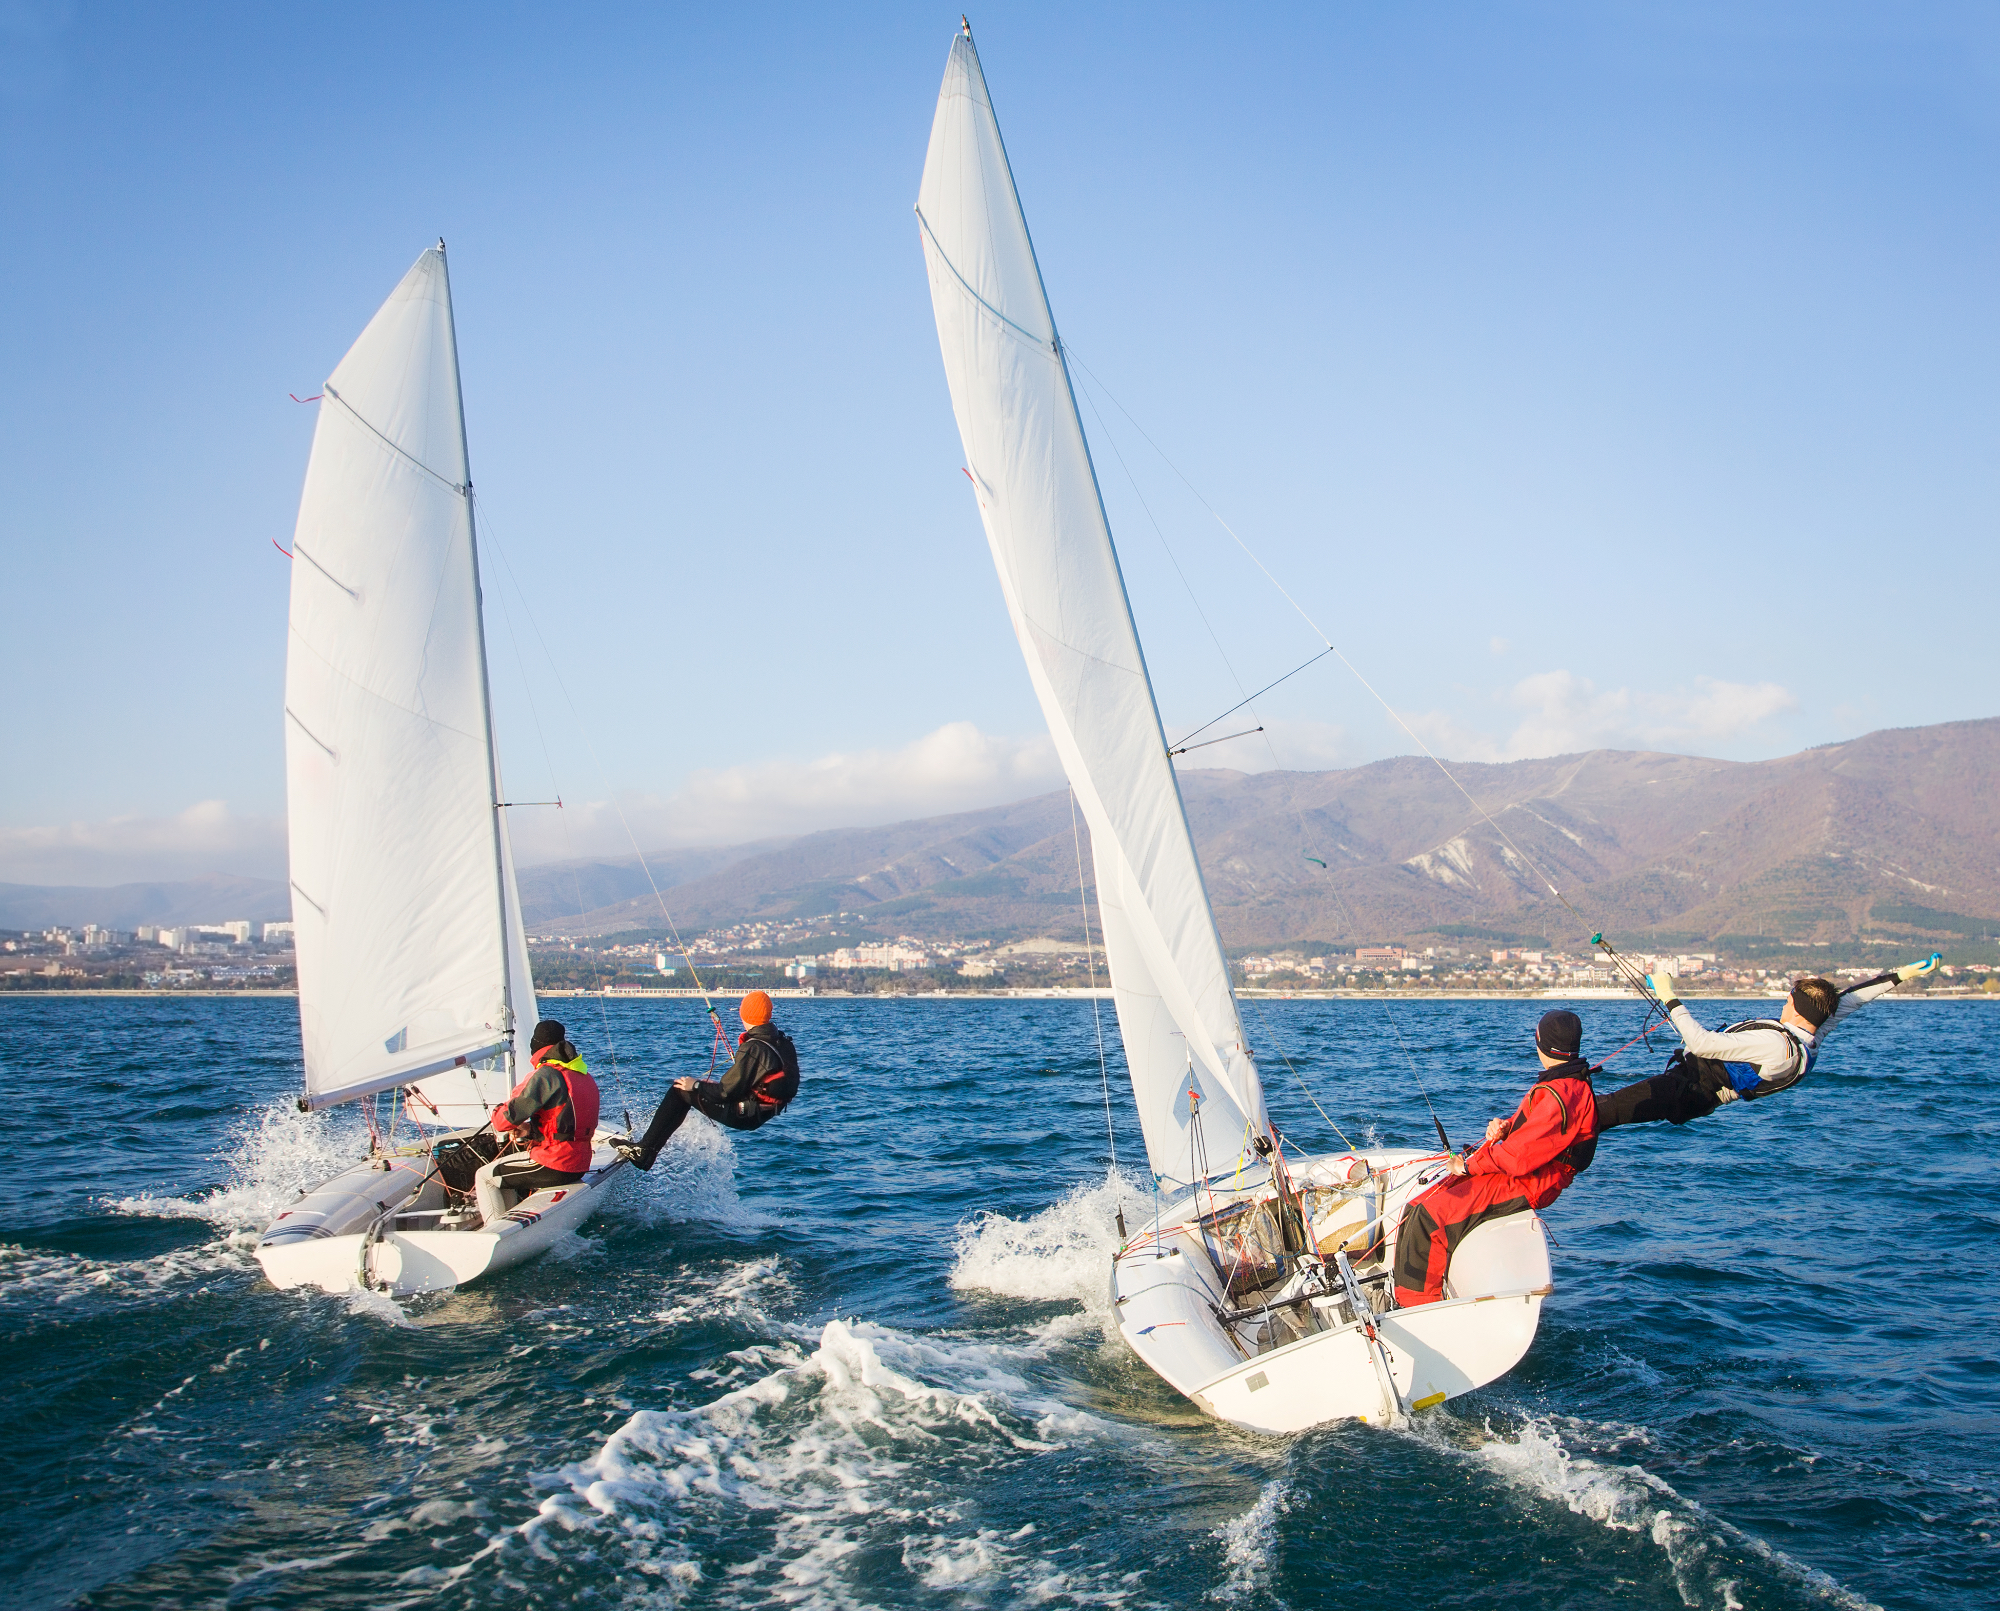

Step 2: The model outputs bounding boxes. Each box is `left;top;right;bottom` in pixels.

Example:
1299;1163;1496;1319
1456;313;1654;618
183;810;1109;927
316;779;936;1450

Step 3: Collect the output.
492;1046;601;1174
1465;1060;1597;1183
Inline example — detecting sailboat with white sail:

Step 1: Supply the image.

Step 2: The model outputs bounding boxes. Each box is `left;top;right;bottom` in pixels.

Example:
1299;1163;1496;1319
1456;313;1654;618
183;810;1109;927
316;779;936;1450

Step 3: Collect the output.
917;25;1552;1433
256;244;626;1297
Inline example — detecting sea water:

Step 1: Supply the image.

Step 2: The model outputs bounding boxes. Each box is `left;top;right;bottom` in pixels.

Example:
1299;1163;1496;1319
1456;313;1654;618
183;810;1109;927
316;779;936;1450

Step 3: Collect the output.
1;994;1993;1609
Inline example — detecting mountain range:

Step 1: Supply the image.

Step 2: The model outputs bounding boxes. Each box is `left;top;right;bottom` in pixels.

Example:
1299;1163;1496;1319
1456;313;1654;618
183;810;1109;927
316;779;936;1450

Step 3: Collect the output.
518;716;2000;951
0;873;292;932
11;717;1994;951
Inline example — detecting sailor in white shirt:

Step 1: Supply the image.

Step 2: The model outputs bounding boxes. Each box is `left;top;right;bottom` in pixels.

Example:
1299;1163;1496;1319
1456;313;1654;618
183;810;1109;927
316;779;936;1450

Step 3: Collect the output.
1594;955;1940;1130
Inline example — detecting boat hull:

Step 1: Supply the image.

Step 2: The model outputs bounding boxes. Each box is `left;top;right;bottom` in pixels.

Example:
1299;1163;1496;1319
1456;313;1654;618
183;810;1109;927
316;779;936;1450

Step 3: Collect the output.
1112;1148;1553;1433
256;1135;626;1297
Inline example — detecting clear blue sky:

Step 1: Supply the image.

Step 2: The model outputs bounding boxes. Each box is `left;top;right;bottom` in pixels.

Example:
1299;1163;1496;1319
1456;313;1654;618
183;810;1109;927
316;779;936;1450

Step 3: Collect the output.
5;2;1995;883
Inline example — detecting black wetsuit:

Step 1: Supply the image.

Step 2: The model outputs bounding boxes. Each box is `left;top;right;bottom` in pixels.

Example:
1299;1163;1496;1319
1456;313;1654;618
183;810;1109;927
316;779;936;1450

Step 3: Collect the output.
631;1024;800;1167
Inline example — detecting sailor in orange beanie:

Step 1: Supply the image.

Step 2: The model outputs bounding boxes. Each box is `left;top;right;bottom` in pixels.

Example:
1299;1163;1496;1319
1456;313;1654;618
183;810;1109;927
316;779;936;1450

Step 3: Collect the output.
613;991;801;1169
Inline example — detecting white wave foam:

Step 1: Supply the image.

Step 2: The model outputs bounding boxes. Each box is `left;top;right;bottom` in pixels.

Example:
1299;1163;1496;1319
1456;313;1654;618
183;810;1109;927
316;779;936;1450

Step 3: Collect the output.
342;1287;416;1328
609;1112;776;1231
0;1239;249;1316
650;1256;795;1335
1456;1414;1883;1611
1211;1479;1288;1603
528;1316;1129;1606
949;1168;1142;1316
105;1099;366;1235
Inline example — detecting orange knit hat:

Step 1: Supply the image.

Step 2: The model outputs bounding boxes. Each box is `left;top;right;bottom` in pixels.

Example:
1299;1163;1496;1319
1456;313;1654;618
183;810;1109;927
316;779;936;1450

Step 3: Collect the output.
738;990;773;1026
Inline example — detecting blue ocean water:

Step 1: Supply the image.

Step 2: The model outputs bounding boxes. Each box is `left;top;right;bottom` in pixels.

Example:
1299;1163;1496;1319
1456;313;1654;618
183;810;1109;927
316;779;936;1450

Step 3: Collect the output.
0;993;1993;1610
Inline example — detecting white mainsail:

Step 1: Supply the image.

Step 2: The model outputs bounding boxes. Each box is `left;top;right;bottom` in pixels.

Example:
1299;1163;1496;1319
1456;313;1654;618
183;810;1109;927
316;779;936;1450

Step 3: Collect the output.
918;31;1268;1181
283;244;534;1115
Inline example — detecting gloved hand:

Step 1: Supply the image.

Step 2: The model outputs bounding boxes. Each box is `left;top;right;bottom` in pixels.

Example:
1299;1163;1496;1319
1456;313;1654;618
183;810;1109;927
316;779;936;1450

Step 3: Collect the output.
1895;953;1943;983
1647;971;1678;1003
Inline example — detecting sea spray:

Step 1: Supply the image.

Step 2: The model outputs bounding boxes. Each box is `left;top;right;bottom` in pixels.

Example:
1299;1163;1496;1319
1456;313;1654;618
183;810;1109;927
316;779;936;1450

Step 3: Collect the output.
539;1316;1126;1605
1413;1408;1886;1611
607;1110;776;1231
105;1096;365;1235
948;1166;1144;1316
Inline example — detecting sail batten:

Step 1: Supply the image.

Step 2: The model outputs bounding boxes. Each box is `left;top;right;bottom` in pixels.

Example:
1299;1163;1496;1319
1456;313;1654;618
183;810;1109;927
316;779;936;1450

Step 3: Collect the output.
284;246;527;1119
918;33;1268;1178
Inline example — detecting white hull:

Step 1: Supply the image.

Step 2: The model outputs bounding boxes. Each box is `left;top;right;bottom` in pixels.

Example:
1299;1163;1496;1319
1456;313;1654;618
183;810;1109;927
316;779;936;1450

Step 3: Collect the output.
256;1130;627;1297
1112;1149;1553;1434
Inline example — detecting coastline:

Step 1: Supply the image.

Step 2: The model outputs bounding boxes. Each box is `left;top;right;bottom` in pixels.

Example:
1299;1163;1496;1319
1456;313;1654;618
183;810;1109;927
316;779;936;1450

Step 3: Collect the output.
2;988;1992;1003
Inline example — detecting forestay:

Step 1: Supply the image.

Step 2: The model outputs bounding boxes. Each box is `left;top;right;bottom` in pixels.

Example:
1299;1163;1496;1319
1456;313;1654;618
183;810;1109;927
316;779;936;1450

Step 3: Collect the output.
917;31;1267;1180
284;245;535;1114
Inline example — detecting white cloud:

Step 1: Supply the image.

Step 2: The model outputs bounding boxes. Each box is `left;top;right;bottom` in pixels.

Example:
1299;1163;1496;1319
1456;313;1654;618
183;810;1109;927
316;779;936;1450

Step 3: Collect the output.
506;721;1065;864
0;800;287;886
0;725;1063;885
1409;670;1796;762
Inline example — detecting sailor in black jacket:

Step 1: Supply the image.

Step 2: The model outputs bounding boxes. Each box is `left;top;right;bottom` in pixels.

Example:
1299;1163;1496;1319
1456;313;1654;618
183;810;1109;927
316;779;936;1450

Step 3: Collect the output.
614;990;801;1170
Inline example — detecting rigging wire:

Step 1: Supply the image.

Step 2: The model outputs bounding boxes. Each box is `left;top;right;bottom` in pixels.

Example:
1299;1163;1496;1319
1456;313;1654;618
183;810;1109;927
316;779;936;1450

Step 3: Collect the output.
471;493;729;1043
1071;372;1265;742
1240;995;1354;1151
1067;788;1125;1240
1169;649;1335;753
483;529;635;1126
1064;342;1661;1006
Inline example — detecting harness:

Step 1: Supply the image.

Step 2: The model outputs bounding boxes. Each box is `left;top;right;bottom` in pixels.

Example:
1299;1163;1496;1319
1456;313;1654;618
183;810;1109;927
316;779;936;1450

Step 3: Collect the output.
1527;1076;1598;1173
745;1028;800;1111
1715;1016;1817;1095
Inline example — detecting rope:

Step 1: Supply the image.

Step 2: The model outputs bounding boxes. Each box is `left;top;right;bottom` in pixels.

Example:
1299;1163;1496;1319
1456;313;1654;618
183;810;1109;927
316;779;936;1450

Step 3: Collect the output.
1067;788;1123;1234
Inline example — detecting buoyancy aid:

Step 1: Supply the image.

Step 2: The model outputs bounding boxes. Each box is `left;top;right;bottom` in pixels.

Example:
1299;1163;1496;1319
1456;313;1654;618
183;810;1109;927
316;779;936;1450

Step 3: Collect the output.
1685;1017;1817;1098
497;1047;601;1174
1469;1062;1598;1179
722;1025;800;1113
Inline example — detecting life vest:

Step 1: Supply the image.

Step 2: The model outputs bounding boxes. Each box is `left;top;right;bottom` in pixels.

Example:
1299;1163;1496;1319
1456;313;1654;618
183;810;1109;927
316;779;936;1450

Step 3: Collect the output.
1531;1074;1599;1173
1472;1065;1597;1178
744;1027;800;1111
515;1049;601;1173
1692;1017;1817;1097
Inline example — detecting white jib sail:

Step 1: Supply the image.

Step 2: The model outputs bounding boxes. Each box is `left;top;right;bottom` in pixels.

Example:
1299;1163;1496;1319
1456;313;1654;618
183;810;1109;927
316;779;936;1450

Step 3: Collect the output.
917;31;1268;1183
284;245;529;1114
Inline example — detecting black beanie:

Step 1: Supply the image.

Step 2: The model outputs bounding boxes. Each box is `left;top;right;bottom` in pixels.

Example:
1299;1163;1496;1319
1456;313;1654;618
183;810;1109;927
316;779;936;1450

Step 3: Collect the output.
1535;1009;1582;1059
530;1019;566;1052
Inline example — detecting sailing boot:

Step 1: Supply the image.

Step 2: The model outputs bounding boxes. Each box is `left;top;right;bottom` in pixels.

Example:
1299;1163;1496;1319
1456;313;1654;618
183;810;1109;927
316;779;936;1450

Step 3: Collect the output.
609;1137;653;1170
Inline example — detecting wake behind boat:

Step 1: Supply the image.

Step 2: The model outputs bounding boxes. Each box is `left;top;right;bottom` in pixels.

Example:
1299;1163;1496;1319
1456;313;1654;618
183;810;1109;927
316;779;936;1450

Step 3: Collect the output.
256;244;624;1298
917;26;1552;1433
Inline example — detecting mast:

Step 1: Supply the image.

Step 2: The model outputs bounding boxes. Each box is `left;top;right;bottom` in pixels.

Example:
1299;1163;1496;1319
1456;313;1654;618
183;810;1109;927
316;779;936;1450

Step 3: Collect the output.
284;245;523;1113
436;238;518;1077
917;29;1269;1179
964;36;1242;1036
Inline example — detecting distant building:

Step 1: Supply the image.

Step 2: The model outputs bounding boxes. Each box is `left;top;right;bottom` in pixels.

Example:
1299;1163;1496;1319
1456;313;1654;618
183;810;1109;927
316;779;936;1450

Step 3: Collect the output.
261;921;295;943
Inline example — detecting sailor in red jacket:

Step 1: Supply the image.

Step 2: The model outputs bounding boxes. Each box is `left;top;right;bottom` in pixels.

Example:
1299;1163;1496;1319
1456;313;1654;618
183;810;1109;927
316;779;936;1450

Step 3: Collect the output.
489;1019;602;1196
1392;1010;1598;1308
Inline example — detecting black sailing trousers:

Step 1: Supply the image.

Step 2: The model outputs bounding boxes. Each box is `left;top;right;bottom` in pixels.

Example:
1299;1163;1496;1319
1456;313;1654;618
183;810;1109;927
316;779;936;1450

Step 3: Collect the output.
1593;1051;1738;1130
634;1079;777;1166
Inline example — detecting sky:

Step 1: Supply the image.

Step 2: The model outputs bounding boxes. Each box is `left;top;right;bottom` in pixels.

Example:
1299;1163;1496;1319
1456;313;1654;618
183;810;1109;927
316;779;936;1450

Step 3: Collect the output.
4;1;1995;886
